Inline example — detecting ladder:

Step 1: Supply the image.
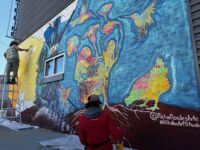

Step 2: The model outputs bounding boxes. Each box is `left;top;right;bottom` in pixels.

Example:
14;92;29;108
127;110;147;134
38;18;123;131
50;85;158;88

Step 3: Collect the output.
0;71;23;124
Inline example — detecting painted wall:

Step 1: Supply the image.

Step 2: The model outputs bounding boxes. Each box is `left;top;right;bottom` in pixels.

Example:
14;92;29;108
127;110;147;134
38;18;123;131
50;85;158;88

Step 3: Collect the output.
19;0;200;149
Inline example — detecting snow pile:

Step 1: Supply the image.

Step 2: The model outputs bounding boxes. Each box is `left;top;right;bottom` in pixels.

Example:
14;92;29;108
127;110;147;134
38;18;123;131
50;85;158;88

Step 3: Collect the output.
1;119;38;131
39;135;134;150
35;107;70;132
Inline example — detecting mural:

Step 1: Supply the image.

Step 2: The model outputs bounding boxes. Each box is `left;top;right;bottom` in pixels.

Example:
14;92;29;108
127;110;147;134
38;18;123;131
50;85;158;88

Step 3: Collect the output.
19;0;200;149
34;0;200;112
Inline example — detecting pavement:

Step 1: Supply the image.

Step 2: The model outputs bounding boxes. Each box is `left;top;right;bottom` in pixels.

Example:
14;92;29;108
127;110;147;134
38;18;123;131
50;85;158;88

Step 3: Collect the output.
0;122;133;150
0;125;65;150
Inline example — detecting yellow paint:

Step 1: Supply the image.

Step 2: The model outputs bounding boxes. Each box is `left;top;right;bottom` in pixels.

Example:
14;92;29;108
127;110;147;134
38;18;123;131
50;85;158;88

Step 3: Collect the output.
116;144;124;150
103;40;116;69
8;84;19;107
67;37;76;56
129;0;156;34
80;14;90;24
61;86;71;106
125;58;170;111
17;36;44;101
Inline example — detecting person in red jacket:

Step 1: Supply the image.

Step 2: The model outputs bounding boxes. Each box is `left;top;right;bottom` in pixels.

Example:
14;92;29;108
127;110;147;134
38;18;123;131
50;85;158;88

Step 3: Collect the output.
77;95;123;150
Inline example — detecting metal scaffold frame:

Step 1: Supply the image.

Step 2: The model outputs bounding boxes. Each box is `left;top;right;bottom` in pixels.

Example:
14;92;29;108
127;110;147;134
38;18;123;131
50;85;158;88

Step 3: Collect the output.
0;68;23;124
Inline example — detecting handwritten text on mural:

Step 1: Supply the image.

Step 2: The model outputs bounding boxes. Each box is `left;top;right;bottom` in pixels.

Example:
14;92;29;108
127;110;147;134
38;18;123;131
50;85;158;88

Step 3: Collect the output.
150;112;200;128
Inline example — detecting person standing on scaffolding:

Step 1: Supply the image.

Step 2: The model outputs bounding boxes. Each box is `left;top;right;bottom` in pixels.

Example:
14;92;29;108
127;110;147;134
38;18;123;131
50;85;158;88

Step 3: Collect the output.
4;40;29;84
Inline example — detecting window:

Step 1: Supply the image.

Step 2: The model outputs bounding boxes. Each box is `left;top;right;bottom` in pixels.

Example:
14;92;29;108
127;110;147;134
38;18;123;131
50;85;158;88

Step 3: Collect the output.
45;60;54;76
44;53;65;78
55;56;64;74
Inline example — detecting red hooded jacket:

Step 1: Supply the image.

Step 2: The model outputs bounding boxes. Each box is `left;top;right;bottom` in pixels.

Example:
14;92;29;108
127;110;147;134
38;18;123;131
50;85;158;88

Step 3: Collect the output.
78;109;123;150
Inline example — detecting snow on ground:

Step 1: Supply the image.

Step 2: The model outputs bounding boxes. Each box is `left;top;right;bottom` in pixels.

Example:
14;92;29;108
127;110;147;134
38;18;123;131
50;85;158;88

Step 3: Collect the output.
1;119;38;131
39;135;134;150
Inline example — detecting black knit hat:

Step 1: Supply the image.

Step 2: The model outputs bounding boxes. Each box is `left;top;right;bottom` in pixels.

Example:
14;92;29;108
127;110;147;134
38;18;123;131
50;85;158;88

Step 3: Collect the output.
9;40;19;46
85;95;102;108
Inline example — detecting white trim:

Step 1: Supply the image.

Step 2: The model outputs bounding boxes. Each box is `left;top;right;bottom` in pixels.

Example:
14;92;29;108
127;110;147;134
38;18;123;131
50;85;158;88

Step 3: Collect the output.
63;53;66;76
44;53;65;78
45;53;65;62
43;72;64;79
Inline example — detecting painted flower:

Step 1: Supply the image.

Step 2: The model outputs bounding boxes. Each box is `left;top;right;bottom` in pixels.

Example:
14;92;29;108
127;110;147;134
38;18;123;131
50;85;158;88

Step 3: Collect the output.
101;21;118;35
66;36;80;56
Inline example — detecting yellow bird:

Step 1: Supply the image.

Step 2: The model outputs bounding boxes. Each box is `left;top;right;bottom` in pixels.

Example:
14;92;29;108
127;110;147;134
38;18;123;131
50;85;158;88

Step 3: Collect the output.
128;0;157;36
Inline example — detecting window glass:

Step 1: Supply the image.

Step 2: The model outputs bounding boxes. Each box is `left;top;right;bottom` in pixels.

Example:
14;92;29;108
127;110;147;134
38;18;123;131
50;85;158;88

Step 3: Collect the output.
44;54;64;77
45;60;54;76
55;56;64;74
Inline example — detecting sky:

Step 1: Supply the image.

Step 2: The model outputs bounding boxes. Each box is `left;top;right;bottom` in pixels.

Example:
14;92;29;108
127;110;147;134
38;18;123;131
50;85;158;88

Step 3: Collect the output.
0;0;15;74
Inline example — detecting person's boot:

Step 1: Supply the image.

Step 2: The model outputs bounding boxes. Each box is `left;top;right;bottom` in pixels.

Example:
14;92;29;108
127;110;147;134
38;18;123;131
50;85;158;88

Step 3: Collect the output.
10;78;17;84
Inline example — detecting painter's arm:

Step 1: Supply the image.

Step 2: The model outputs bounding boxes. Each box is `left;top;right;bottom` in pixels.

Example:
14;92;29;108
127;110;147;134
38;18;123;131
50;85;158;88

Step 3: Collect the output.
15;45;29;52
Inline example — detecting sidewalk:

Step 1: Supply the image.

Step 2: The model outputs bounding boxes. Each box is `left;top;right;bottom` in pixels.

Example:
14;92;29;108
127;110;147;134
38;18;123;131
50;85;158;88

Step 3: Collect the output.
0;124;133;150
0;125;65;150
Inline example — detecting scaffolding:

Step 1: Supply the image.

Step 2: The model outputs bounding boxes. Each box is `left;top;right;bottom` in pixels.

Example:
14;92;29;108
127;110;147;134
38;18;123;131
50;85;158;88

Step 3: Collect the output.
0;72;23;124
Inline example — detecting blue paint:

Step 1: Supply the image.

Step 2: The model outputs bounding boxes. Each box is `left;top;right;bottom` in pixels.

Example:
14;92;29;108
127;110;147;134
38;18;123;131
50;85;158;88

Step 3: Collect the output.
36;0;200;115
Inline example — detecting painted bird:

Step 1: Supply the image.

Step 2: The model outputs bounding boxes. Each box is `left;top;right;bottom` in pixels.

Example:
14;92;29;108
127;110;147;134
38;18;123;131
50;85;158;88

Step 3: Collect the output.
125;57;170;111
127;0;157;36
70;0;95;27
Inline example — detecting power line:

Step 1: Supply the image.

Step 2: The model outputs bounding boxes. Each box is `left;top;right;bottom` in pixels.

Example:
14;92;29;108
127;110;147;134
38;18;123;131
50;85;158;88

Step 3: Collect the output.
6;0;14;37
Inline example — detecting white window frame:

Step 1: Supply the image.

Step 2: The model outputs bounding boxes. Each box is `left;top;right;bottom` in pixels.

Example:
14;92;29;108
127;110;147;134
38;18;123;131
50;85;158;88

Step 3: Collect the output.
44;53;65;78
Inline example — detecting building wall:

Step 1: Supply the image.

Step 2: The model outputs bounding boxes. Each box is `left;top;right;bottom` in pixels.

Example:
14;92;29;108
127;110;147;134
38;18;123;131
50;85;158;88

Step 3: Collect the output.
18;0;200;149
18;1;78;103
18;37;44;101
15;0;75;41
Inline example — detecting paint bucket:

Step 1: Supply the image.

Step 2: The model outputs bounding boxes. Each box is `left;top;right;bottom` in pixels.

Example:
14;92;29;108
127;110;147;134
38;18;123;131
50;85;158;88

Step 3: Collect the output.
116;143;124;150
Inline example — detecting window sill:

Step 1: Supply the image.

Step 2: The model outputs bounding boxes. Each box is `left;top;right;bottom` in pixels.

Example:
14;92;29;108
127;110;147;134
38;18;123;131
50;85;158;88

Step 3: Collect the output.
41;73;64;84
